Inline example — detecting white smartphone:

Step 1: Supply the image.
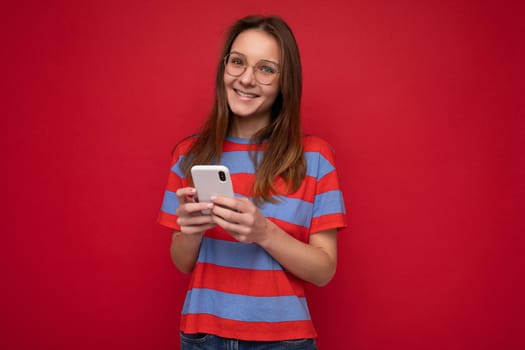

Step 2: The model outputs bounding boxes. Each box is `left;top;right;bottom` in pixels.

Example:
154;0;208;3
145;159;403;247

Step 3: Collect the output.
190;165;234;214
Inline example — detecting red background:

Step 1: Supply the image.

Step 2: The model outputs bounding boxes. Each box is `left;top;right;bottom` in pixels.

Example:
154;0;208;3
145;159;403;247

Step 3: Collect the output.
2;0;524;349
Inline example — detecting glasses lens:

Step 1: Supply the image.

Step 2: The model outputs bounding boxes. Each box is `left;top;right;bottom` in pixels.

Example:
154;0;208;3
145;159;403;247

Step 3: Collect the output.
225;54;245;77
254;62;279;85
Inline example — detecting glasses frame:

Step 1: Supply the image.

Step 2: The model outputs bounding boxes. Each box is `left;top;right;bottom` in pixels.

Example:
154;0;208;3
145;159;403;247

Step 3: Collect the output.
223;52;280;85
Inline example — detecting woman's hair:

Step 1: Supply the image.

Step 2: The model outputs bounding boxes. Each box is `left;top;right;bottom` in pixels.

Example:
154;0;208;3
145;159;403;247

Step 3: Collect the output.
180;15;306;203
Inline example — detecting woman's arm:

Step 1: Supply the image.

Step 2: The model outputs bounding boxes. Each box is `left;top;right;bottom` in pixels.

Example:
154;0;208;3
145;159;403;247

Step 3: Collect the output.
170;231;204;274
170;187;216;274
260;224;338;286
210;196;338;286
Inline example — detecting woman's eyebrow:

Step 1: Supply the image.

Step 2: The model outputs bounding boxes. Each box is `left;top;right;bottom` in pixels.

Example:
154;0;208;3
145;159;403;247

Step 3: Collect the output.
229;50;279;65
229;50;245;56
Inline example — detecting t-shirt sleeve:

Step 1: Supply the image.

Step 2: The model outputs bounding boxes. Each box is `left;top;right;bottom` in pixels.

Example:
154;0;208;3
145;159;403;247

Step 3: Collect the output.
308;137;347;234
157;144;189;231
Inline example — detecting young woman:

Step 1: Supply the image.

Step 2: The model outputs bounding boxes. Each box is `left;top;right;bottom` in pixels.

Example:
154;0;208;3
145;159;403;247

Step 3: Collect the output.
158;15;346;350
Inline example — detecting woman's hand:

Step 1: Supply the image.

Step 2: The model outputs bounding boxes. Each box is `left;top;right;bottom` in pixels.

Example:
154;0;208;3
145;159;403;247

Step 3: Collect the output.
210;196;270;244
175;187;216;235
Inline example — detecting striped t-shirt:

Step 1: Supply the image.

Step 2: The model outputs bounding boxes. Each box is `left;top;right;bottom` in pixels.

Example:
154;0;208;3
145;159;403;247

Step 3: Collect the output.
158;135;347;341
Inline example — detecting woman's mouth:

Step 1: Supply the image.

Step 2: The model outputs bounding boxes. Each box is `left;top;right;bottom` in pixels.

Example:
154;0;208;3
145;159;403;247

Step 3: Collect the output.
234;89;259;98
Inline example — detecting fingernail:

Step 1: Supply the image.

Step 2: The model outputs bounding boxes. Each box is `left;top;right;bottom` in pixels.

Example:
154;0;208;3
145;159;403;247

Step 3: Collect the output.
210;196;217;200
206;203;213;208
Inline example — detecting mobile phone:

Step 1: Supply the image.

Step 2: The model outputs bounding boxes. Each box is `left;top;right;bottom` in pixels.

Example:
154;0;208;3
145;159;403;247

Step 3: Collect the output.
190;165;234;214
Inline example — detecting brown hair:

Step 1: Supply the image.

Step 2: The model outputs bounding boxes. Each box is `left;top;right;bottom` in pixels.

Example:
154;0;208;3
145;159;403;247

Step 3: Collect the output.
180;15;305;203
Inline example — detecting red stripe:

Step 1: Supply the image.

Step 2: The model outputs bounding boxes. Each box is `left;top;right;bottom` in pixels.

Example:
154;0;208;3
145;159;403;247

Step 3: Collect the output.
303;135;335;161
165;170;187;192
231;173;255;196
272;175;317;201
157;212;179;230
204;214;311;242
190;263;306;297
174;135;335;164
204;226;237;241
168;138;195;170
232;173;319;201
270;218;309;242
317;171;342;192
180;314;317;341
310;213;347;233
223;140;265;151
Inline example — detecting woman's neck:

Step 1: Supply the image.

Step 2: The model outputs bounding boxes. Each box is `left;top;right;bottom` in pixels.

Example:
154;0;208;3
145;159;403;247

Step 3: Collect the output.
230;114;270;139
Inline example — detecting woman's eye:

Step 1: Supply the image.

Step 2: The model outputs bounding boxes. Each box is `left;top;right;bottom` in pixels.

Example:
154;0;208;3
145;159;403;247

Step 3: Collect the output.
230;57;244;66
258;65;276;74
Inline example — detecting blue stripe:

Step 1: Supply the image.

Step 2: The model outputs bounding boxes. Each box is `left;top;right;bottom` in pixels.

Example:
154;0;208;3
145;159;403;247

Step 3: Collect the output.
182;288;311;322
313;190;346;218
260;197;313;228
219;151;334;181
226;136;252;144
161;190;178;215
170;157;186;178
198;237;282;270
304;152;335;180
221;151;257;174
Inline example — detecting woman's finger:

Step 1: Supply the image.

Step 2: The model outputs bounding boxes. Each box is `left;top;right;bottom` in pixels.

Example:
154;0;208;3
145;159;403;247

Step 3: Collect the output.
211;195;255;213
177;212;215;227
211;203;239;221
177;201;214;216
176;187;197;204
179;223;216;235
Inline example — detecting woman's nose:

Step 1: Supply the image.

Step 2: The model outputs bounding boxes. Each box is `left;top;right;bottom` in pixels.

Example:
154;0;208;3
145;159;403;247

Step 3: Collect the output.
239;66;256;85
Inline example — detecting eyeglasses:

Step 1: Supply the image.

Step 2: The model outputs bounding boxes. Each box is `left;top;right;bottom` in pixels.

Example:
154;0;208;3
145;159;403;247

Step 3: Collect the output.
224;52;280;85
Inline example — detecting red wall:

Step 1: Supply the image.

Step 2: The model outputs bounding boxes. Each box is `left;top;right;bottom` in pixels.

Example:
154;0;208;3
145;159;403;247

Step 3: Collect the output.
2;1;524;349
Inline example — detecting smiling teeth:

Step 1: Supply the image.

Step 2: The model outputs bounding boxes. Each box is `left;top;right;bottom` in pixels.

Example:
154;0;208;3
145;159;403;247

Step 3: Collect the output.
236;90;257;98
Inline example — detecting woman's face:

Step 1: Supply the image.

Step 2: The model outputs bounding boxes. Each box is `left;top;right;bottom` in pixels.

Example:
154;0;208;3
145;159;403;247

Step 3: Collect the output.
224;29;281;131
